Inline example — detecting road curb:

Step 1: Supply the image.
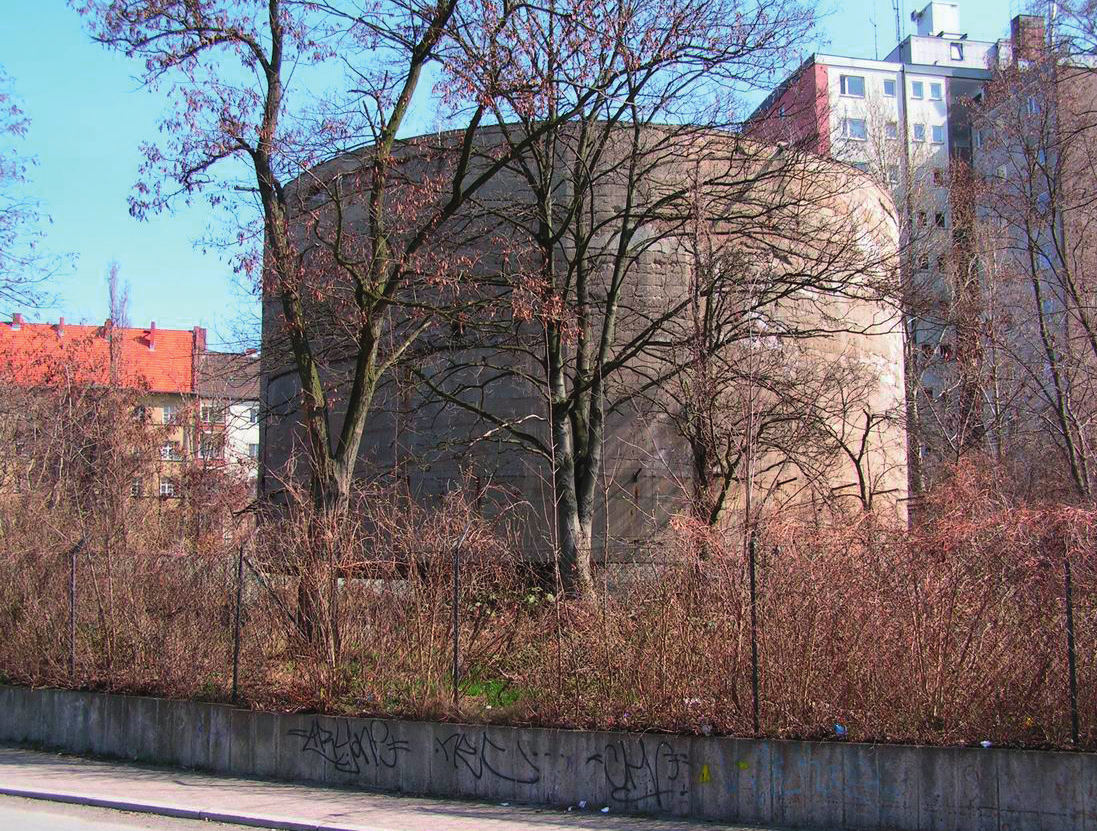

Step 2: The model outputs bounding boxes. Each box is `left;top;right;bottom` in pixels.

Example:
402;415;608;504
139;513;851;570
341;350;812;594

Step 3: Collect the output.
0;785;376;831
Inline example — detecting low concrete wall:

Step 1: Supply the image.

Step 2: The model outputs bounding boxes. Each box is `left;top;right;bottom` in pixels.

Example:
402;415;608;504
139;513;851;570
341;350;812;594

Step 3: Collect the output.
0;685;1093;829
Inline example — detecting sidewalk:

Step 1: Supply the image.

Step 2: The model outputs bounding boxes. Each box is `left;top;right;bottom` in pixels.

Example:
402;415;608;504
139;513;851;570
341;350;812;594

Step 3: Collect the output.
0;746;764;831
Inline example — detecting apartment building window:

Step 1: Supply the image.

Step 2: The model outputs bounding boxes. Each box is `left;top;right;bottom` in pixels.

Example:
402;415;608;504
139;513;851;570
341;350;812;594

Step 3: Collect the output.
248;407;258;425
160;442;182;462
159;479;177;498
885;121;898;139
913;123;926;142
950;43;964;61
887;165;901;185
1027;96;1039;114
933;168;945;185
247;443;259;460
917;211;928;227
198;435;222;461
929;82;943;101
931;124;945;144
935;212;946;228
911;81;924;99
883;78;896;97
840;75;865;97
842;117;868;140
200;403;224;424
162;404;179;425
973;129;984;149
131;477;142;498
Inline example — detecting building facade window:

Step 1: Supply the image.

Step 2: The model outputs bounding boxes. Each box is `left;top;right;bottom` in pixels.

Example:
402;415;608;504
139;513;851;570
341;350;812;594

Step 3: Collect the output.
200;403;223;424
911;81;924;99
933;168;945;185
913;123;926;142
842;117;868;140
917;211;928;227
198;435;222;461
160;442;182;461
935;212;946;228
950;42;964;61
247;443;260;460
931;124;945;143
162;404;179;424
883;78;896;97
248;407;258;425
930;82;943;100
131;477;142;497
887;165;901;185
885;121;898;139
1027;96;1039;114
159;479;176;498
840;74;865;97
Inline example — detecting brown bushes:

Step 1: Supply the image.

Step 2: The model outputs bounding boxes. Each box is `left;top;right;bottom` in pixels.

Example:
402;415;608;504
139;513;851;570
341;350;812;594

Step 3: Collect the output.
0;469;1093;749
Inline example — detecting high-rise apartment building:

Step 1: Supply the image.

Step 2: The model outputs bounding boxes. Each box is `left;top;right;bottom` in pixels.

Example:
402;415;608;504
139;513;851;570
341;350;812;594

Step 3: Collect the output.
744;3;1025;173
745;4;1052;489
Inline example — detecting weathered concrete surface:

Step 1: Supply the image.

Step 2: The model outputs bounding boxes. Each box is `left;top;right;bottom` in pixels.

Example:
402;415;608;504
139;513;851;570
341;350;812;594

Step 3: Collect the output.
0;685;1093;830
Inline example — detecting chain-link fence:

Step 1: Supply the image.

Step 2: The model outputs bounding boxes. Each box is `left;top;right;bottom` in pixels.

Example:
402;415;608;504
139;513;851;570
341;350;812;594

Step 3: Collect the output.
0;512;1093;749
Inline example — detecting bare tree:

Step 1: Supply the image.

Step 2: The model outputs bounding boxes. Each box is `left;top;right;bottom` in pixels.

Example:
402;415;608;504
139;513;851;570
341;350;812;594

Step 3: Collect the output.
0;67;61;309
971;35;1097;501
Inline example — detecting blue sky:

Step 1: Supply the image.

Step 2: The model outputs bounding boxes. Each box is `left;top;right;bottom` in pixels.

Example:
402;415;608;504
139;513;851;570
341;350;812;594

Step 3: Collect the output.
2;0;1017;350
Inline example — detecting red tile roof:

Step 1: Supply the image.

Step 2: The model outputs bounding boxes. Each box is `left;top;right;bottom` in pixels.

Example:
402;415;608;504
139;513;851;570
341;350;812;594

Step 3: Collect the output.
0;319;200;394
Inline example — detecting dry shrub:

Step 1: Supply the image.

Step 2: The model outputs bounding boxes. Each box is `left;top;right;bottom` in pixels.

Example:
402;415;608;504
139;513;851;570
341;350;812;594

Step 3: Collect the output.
0;542;237;698
246;478;536;716
0;458;1093;749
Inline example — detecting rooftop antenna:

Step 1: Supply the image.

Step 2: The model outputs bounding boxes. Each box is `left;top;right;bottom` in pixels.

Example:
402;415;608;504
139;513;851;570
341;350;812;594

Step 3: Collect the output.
892;0;902;45
871;0;880;58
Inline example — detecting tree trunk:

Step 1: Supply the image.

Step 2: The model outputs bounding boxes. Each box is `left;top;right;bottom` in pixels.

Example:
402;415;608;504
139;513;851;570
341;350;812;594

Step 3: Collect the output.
555;479;596;599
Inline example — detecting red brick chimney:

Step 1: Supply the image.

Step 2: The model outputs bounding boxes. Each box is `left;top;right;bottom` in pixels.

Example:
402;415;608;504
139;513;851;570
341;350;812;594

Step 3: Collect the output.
10;313;22;331
148;321;156;351
56;317;65;337
1011;14;1046;62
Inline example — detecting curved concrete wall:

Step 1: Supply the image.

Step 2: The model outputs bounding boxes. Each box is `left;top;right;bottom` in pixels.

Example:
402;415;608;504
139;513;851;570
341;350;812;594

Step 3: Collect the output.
261;127;907;558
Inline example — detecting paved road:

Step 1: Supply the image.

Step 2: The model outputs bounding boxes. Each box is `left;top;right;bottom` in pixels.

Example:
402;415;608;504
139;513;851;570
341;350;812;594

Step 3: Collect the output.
0;794;264;830
0;746;762;831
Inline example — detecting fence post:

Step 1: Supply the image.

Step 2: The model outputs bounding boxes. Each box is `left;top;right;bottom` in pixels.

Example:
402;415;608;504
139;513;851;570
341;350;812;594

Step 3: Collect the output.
231;542;245;704
452;541;461;708
68;540;80;681
749;529;760;735
1064;557;1080;745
